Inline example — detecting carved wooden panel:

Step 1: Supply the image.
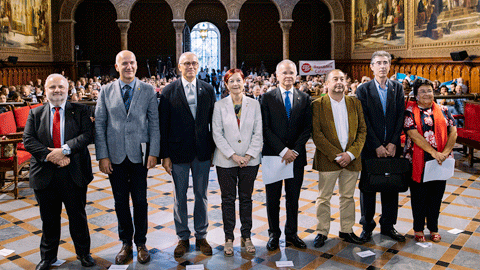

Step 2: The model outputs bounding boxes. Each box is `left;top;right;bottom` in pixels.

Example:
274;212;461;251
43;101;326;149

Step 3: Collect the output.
453;65;462;80
471;67;479;93
444;66;453;82
436;65;445;83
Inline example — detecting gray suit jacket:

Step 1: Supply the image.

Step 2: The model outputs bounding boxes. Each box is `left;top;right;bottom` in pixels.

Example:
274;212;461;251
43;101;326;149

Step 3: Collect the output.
95;79;160;164
212;95;263;168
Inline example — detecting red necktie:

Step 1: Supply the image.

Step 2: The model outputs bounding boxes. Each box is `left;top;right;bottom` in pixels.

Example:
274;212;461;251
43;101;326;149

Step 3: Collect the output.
53;107;61;148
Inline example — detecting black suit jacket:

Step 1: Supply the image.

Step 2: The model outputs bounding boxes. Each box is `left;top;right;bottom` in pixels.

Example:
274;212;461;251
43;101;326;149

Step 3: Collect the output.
23;102;94;190
261;88;312;166
159;79;216;164
356;79;405;160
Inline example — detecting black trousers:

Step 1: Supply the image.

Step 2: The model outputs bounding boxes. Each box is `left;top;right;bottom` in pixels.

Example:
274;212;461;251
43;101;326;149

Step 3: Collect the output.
34;167;90;261
265;163;304;238
216;165;259;241
410;180;446;232
360;190;399;232
110;158;148;245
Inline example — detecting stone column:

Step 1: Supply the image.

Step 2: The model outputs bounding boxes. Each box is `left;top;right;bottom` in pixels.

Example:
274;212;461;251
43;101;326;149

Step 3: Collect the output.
56;19;76;62
279;19;293;60
172;19;186;67
226;19;240;69
116;20;131;50
330;19;347;60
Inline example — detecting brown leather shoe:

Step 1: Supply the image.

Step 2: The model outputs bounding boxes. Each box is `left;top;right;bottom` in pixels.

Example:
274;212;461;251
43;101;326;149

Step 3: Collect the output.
174;240;190;258
115;243;133;264
136;245;150;264
195;239;212;256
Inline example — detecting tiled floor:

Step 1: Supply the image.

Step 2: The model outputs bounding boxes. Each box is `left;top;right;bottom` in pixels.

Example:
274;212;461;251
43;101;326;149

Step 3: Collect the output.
0;140;479;269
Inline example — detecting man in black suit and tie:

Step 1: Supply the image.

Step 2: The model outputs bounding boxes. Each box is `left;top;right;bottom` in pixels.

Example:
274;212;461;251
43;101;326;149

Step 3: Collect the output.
261;60;312;250
356;50;406;242
23;74;95;270
159;52;216;258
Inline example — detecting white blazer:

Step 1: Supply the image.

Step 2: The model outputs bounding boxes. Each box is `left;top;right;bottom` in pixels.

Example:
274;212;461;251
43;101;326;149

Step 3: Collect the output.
212;95;263;168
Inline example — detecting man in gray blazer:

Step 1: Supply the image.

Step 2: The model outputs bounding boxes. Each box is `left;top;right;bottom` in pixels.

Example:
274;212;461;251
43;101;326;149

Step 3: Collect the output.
95;50;160;265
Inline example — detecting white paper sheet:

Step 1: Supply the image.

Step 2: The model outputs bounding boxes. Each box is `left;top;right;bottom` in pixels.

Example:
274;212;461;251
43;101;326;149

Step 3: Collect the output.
261;156;294;185
448;228;464;234
416;242;432;248
0;249;14;256
423;158;455;182
186;265;205;270
108;265;129;270
356;250;376;258
51;259;66;266
275;261;294;267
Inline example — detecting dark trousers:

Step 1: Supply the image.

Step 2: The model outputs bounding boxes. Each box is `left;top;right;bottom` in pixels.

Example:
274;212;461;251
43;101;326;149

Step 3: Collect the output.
410;180;446;232
266;163;304;238
110;158;148;245
360;190;399;232
34;167;90;261
216;165;259;241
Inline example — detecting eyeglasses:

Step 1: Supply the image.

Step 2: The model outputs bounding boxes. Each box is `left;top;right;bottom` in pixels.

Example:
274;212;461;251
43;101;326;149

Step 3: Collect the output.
180;62;199;67
418;89;433;94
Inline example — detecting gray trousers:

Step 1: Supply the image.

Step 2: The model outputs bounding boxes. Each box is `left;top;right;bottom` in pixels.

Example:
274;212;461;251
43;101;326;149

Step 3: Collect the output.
172;157;211;240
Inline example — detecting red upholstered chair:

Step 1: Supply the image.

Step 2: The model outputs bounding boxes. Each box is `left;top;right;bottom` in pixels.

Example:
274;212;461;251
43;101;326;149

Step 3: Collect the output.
13;105;30;131
30;103;43;109
456;101;480;166
0;111;31;199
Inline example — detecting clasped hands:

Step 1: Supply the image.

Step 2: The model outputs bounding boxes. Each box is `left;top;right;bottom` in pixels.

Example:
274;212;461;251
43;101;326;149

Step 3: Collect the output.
282;149;297;165
232;154;251;168
431;151;449;165
335;152;352;168
376;143;396;158
46;147;70;167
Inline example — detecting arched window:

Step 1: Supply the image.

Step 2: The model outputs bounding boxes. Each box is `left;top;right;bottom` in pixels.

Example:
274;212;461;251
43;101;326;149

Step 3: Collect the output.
190;22;220;71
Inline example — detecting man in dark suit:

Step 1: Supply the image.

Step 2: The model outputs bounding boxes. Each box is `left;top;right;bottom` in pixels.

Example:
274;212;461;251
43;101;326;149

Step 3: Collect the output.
95;50;159;265
356;50;406;242
23;74;95;270
261;59;312;251
159;52;216;258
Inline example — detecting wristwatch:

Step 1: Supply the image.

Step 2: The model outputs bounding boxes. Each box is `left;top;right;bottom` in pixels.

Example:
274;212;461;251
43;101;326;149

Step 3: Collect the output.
61;145;71;155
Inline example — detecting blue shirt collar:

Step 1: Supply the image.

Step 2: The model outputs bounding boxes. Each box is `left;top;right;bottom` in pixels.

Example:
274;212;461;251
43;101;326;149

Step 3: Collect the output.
374;78;389;91
119;78;136;90
49;101;66;111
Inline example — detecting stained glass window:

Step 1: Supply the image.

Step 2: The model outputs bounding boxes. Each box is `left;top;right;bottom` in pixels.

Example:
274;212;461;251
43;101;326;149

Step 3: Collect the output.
190;22;220;71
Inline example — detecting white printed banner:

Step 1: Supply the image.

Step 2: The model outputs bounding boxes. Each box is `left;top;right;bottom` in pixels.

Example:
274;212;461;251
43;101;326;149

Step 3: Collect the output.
299;60;335;75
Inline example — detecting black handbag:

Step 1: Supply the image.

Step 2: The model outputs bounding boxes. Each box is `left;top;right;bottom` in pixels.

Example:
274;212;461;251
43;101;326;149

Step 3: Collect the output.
360;157;411;193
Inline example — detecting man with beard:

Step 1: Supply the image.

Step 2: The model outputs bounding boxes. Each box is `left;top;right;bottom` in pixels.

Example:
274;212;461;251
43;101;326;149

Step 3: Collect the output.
23;74;95;270
311;69;367;248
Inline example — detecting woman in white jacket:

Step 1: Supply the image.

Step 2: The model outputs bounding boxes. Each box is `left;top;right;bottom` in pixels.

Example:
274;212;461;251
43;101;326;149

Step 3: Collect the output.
212;68;263;256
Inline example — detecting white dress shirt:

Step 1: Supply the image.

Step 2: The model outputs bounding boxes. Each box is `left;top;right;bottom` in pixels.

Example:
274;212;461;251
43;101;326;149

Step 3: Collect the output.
328;94;355;161
181;77;197;103
48;101;71;154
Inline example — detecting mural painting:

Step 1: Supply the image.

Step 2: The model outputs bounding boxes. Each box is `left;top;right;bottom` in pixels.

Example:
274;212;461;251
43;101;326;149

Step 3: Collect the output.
0;0;50;50
414;0;480;44
354;0;406;49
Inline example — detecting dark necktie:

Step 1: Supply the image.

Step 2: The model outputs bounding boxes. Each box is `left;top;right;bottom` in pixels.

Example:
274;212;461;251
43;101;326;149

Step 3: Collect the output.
123;85;132;112
53;107;61;148
285;91;291;119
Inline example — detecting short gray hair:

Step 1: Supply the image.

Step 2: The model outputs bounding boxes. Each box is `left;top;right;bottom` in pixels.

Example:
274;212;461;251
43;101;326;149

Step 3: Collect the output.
45;73;68;87
370;51;392;65
276;59;297;74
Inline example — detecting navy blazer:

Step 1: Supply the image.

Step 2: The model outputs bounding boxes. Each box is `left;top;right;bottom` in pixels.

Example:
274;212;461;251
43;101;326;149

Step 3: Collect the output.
159;79;216;164
23;102;94;190
260;88;312;166
356;79;405;160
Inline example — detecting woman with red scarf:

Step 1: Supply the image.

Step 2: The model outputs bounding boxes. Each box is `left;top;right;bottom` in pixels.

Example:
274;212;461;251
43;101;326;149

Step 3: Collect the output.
403;79;457;243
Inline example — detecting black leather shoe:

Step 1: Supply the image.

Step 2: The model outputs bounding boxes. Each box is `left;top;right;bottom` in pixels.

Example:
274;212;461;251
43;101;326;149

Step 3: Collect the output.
35;258;56;270
339;232;365;244
285;235;307;249
115;243;133;264
359;230;372;242
313;234;327;248
77;254;95;267
137;245;151;264
266;236;279;251
381;228;406;242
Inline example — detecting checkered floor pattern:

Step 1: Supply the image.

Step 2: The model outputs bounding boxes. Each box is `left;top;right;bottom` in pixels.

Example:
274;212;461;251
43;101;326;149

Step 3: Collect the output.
0;140;479;269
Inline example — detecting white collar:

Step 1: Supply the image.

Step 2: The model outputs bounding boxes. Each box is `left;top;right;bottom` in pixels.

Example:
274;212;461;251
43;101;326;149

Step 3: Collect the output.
182;77;197;89
328;93;345;105
279;86;294;95
49;101;67;111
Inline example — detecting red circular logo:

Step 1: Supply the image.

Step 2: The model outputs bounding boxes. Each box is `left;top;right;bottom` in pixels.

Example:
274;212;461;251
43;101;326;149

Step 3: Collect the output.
301;63;311;73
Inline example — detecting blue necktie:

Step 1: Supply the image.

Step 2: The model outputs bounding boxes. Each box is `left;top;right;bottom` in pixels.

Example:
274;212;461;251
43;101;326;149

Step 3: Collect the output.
123;85;132;112
285;91;291;119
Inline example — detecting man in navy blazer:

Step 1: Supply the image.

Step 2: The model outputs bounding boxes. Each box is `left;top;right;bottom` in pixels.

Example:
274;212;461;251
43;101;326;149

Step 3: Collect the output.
159;52;216;258
24;74;95;270
95;50;160;264
356;50;406;243
261;60;312;251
